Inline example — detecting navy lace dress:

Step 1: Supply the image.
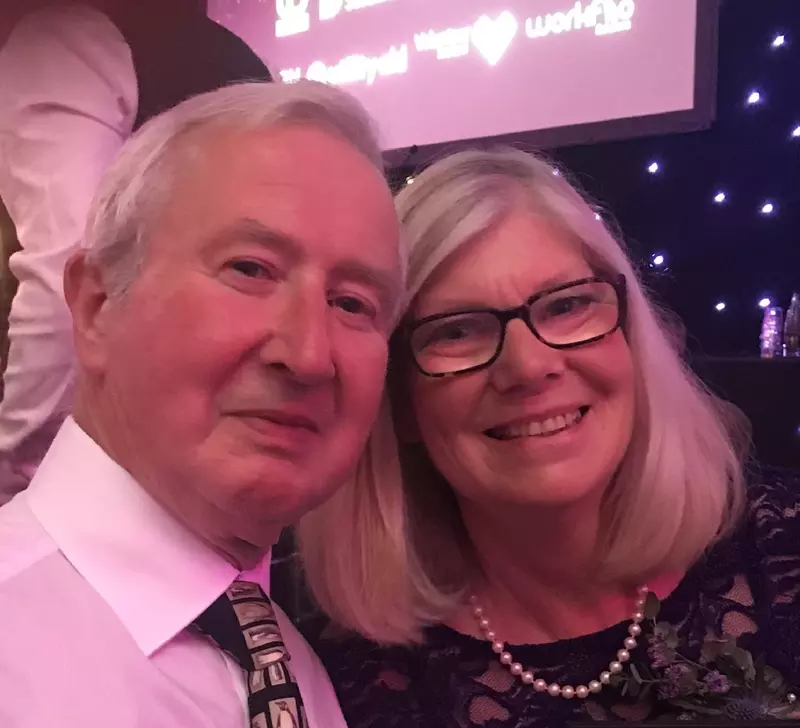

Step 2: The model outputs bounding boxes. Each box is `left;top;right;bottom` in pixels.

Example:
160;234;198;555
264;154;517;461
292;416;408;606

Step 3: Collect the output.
307;469;800;728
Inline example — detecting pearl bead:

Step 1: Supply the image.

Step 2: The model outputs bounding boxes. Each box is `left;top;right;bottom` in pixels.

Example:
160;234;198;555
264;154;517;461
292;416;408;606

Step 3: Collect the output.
470;585;649;699
789;693;797;704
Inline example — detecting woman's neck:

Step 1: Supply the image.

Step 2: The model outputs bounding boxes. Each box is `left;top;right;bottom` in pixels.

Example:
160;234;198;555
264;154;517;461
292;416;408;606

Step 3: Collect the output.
452;495;642;645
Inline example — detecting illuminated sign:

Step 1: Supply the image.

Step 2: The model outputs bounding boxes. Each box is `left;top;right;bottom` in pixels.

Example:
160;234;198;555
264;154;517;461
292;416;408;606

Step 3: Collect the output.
303;44;409;86
471;11;518;66
414;12;519;66
526;0;635;39
278;2;634;86
275;0;310;37
320;0;394;21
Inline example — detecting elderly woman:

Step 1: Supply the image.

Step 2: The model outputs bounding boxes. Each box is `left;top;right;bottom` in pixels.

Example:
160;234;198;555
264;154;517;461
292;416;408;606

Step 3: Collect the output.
298;148;800;728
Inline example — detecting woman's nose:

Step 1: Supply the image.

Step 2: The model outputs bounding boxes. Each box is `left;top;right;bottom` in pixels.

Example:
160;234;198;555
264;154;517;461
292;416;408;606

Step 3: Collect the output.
489;318;566;393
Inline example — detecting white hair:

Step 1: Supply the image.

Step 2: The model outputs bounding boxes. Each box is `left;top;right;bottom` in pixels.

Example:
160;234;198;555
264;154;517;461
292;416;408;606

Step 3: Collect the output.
82;80;385;296
298;147;748;644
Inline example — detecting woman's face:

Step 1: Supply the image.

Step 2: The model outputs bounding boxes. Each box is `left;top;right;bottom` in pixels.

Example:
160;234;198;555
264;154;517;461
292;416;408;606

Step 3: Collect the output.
407;205;636;511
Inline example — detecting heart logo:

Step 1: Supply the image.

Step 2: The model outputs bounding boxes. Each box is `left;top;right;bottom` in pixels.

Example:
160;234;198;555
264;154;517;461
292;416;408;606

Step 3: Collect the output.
471;11;518;66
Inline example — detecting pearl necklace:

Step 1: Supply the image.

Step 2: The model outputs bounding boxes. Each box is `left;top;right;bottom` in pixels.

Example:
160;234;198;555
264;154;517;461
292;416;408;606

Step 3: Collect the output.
468;585;649;700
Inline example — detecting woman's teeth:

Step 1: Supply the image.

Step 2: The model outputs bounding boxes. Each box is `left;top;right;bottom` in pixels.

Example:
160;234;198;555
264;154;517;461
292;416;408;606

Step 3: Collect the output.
488;407;587;440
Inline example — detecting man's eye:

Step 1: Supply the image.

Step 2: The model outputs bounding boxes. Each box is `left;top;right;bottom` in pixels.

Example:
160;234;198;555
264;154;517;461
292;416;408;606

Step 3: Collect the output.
331;295;377;320
227;259;277;279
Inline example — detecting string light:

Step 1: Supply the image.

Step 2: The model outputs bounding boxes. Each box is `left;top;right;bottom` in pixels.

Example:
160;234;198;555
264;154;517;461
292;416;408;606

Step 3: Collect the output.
759;297;772;309
747;90;762;105
647;161;660;174
761;202;775;215
651;253;665;267
713;192;727;204
405;176;415;185
771;34;786;48
715;302;727;312
791;125;800;139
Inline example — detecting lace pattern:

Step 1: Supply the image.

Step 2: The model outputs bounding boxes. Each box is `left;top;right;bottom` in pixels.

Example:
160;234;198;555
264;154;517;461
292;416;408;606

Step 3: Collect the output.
309;469;800;728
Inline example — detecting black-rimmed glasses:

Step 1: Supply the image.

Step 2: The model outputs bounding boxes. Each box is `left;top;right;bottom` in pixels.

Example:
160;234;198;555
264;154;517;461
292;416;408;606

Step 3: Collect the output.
405;276;627;377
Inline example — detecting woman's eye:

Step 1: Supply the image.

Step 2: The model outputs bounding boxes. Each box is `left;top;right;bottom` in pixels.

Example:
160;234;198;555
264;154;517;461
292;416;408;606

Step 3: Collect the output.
429;322;471;343
227;259;277;279
332;295;377;320
546;295;591;317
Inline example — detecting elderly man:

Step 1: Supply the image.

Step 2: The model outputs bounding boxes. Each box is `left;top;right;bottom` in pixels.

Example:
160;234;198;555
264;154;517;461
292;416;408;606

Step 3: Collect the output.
0;81;402;727
0;0;272;499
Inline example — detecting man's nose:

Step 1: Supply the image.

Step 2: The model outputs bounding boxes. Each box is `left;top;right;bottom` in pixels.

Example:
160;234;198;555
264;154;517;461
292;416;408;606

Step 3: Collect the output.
260;288;335;385
489;318;566;393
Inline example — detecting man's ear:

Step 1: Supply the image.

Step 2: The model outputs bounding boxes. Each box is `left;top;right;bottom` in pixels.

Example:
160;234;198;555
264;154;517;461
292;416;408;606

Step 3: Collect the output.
63;251;114;374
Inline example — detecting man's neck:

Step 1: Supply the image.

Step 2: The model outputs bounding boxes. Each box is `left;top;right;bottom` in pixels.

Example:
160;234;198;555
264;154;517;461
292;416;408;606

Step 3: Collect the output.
72;398;275;572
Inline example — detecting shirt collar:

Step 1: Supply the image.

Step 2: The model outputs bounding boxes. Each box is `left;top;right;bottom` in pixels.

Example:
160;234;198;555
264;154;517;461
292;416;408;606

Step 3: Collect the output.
25;417;271;656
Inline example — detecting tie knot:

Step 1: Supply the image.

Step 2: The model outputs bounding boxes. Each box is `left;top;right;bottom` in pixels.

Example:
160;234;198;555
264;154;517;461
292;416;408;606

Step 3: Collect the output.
194;579;288;672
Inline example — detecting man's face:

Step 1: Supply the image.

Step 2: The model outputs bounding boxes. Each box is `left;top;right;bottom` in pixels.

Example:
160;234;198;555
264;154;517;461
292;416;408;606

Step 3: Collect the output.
85;125;401;559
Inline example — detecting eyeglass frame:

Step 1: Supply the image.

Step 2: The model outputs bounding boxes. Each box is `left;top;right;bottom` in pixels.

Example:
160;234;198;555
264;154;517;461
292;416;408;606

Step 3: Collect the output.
403;275;629;378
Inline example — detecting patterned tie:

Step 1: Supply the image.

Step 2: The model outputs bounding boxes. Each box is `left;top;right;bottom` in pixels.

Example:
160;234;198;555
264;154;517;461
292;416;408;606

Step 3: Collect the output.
194;580;309;728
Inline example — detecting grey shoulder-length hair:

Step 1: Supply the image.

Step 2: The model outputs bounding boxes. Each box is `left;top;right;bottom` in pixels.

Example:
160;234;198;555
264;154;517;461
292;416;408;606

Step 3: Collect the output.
298;147;748;645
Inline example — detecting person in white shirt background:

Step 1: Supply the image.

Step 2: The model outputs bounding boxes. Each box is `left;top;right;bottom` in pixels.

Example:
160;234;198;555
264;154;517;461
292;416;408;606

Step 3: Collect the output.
0;80;404;726
0;0;271;502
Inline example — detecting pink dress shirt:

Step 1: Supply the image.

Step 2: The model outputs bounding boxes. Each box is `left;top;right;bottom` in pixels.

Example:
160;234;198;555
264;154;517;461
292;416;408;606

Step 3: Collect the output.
0;5;137;501
0;418;349;727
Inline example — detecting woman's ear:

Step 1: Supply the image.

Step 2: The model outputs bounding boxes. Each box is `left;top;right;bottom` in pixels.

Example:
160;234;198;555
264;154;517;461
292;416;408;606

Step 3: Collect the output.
63;251;113;374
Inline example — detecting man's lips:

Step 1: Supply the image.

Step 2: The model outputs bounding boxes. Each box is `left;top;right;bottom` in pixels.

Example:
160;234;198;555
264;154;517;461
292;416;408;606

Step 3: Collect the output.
230;409;321;433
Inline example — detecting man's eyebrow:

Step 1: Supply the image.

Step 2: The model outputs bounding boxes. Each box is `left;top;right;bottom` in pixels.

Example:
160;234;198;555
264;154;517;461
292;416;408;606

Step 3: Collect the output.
332;260;403;314
207;217;402;312
205;217;302;260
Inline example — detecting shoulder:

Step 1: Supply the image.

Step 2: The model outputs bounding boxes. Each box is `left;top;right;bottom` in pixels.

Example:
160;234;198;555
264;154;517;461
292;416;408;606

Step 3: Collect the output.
740;467;800;579
702;467;800;607
0;495;58;584
0;2;136;133
742;467;800;552
0;3;133;88
306;624;433;728
3;4;123;48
